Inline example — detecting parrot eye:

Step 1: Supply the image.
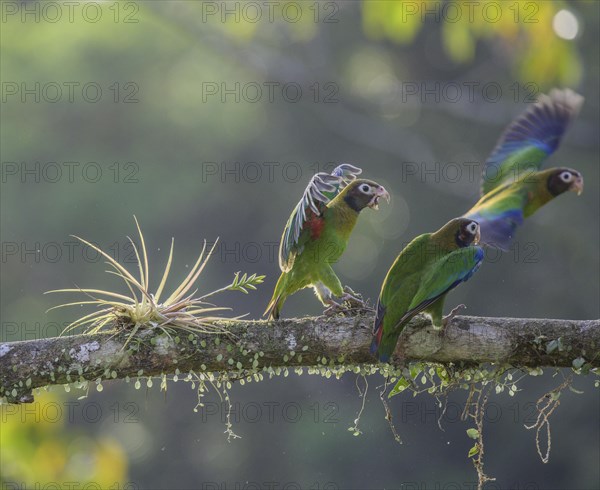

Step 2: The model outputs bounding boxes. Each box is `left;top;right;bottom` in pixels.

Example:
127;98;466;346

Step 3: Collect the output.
359;184;371;193
559;171;573;183
467;222;478;234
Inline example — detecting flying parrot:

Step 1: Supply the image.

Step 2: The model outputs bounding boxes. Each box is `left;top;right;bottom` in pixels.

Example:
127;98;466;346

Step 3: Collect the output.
264;164;390;320
371;218;483;362
464;88;584;250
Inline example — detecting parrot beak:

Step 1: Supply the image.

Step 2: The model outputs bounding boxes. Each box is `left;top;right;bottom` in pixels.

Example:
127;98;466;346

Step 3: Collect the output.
474;227;481;245
570;176;584;196
368;186;391;210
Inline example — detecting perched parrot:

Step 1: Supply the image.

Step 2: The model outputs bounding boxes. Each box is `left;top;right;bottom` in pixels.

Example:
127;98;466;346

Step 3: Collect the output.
371;218;483;362
265;164;390;320
464;88;584;250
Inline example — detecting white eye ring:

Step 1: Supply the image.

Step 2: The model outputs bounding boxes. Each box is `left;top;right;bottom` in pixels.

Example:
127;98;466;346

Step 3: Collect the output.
560;171;573;182
467;222;478;234
359;184;371;193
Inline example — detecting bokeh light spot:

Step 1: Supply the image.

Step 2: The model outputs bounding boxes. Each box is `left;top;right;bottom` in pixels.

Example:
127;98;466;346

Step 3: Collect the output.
553;10;579;40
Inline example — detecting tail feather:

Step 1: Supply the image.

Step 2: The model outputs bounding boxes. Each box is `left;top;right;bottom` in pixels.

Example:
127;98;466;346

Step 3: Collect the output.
370;301;392;361
371;336;395;363
370;329;386;359
263;293;282;320
264;272;287;320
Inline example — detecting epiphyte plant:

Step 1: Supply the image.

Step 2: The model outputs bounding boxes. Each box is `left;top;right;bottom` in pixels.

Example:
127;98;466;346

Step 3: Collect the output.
46;217;265;345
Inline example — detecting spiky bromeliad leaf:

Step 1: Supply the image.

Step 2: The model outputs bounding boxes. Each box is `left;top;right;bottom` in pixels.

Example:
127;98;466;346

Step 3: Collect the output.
46;217;265;343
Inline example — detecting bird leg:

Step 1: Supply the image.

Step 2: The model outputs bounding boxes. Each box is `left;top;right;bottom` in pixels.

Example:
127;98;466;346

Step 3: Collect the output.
442;304;466;330
341;285;366;308
322;288;368;317
323;297;344;316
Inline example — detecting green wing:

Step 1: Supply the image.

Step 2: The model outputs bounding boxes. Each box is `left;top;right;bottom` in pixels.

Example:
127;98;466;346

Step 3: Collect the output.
398;246;484;327
373;234;431;337
371;234;431;360
481;89;583;196
378;234;431;309
278;164;361;272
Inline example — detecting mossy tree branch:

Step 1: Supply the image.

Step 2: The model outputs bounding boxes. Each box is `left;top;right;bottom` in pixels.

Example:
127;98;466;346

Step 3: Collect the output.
1;315;598;404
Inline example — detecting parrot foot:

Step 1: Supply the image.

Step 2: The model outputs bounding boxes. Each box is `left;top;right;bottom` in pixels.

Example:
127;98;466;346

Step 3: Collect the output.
322;289;370;317
342;288;375;316
323;299;344;317
341;286;366;307
442;304;466;330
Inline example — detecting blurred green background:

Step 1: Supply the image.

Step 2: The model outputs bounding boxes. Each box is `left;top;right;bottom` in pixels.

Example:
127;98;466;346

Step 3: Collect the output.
1;1;598;489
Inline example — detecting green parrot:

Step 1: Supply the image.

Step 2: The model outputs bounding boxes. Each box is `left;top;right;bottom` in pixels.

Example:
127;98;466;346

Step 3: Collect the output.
371;218;483;362
265;164;390;320
465;88;584;249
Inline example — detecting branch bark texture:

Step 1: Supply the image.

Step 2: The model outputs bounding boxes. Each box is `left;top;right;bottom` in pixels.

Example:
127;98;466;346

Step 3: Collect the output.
1;315;598;404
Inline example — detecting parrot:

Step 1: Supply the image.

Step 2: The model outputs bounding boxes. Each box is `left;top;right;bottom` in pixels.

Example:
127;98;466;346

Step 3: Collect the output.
264;164;390;320
465;167;583;250
370;218;484;362
464;88;584;250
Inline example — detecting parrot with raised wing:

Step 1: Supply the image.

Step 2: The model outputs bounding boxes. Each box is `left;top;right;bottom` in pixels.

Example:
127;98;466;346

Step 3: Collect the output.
371;218;483;362
464;88;584;250
265;164;390;320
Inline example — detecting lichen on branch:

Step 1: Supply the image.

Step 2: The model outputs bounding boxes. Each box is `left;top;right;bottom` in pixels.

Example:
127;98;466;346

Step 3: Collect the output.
1;314;598;404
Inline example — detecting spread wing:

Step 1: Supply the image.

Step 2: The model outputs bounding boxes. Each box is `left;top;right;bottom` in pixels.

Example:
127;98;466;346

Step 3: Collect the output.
465;184;527;250
278;164;362;272
394;246;484;329
481;88;583;196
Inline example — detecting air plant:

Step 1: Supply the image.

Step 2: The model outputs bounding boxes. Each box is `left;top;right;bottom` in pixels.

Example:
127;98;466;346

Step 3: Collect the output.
46;217;265;345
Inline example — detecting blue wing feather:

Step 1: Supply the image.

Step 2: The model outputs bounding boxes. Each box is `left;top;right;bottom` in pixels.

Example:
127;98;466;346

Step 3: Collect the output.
481;89;583;195
466;209;524;251
399;247;484;326
419;247;483;300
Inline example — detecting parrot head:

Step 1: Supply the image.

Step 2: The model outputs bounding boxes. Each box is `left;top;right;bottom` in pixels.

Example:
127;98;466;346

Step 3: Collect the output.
455;218;481;248
342;179;390;212
547;168;584;196
435;218;481;248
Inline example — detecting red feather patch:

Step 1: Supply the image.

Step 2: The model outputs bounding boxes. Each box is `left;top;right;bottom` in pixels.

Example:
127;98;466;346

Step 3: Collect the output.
375;321;384;347
305;212;325;240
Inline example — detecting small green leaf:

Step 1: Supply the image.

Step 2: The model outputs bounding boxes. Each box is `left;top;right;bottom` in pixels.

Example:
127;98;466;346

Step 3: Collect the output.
409;363;422;379
468;444;479;458
389;377;410;398
466;428;479;440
